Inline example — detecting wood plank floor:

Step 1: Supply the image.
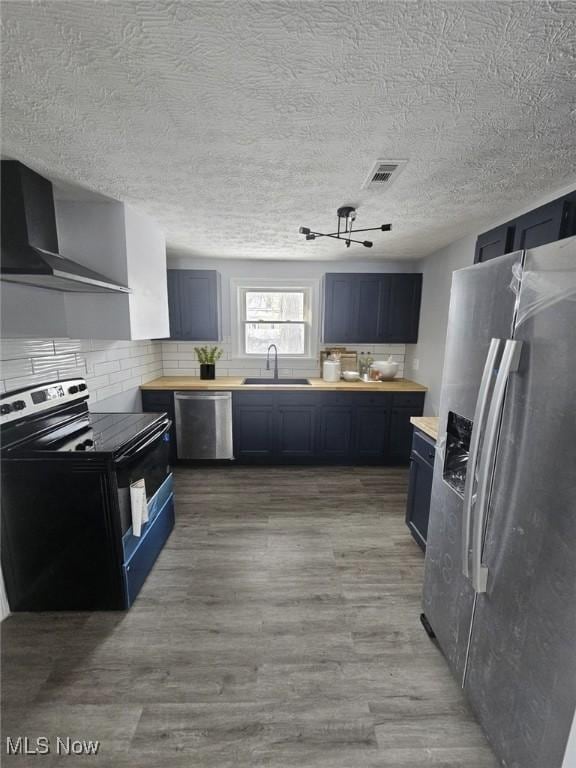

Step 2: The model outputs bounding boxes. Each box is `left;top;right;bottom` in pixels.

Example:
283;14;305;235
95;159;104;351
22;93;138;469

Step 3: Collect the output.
1;466;499;767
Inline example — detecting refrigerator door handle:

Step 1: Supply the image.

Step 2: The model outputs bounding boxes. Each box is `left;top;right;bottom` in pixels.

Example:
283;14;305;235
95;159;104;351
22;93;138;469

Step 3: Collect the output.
472;339;523;593
461;338;502;579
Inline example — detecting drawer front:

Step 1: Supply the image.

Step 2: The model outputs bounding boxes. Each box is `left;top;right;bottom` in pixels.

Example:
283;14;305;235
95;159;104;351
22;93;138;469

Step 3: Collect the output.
392;392;425;409
412;429;436;467
318;392;353;406
320;392;391;408
352;392;392;407
233;391;277;406
272;392;321;406
123;491;175;607
122;473;174;560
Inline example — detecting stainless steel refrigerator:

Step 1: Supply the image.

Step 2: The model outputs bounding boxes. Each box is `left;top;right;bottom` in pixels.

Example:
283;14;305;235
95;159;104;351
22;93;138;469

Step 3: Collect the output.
422;236;576;768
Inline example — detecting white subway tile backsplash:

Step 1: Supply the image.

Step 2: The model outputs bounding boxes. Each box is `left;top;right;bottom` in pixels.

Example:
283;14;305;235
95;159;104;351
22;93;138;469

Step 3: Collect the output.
93;360;121;376
159;339;407;380
85;374;111;390
1;337;164;405
4;370;60;390
122;376;145;392
83;350;108;371
220;368;254;376
108;368;136;384
163;350;196;361
91;339;133;351
93;383;124;402
53;339;92;355
58;365;88;380
1;358;34;379
1;339;55;360
105;346;132;362
0;336;406;396
33;354;78;374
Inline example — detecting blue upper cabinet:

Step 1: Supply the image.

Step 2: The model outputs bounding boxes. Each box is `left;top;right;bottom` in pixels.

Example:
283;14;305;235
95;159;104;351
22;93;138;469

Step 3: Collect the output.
167;269;221;341
323;274;357;343
383;274;422;343
511;194;575;251
474;223;515;263
323;273;422;344
474;191;576;263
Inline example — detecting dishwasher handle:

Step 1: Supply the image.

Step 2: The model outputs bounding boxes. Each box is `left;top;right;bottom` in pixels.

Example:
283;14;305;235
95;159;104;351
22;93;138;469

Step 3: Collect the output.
174;391;231;400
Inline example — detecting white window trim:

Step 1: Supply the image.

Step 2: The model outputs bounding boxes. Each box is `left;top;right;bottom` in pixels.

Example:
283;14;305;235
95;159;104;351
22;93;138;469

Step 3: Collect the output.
231;277;320;360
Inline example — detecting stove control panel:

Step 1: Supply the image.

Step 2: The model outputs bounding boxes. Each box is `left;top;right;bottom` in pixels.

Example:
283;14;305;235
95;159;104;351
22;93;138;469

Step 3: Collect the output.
0;379;89;425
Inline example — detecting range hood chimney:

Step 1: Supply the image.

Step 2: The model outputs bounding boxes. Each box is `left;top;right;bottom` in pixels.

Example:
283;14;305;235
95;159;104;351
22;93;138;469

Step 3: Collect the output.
1;161;130;294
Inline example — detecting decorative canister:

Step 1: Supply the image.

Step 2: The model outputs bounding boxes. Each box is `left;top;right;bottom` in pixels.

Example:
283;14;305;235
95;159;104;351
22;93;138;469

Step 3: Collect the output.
322;358;341;382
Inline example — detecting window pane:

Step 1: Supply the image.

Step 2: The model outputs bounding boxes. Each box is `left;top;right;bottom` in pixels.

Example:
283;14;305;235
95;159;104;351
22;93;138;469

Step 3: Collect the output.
245;291;304;322
245;323;305;355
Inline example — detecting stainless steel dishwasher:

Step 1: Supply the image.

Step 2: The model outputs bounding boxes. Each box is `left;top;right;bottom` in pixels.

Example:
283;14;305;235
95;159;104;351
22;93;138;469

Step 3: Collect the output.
174;391;234;460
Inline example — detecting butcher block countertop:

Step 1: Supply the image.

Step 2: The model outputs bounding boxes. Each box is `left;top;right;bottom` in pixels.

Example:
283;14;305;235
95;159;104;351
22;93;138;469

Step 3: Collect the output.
410;416;439;441
141;376;427;392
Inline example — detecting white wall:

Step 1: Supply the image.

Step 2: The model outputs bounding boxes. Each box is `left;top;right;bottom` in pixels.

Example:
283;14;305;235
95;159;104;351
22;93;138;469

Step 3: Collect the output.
57;201;170;341
165;257;415;379
405;234;475;415
1;282;69;338
405;179;576;416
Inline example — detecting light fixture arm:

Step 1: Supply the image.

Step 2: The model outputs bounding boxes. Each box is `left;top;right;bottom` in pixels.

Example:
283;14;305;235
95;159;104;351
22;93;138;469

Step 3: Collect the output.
299;207;391;249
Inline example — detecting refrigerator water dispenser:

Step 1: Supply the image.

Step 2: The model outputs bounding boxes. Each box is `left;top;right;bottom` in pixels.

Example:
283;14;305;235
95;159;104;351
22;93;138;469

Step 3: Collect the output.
443;411;473;497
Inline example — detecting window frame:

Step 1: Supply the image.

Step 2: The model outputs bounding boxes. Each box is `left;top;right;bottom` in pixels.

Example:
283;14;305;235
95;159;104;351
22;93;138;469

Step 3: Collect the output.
231;278;319;360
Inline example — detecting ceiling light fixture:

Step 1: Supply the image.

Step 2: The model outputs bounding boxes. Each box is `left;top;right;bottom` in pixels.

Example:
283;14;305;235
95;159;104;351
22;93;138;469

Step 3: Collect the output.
299;206;391;249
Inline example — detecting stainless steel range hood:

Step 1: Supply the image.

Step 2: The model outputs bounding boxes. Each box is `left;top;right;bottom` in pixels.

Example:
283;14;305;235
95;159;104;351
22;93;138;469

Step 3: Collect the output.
1;161;130;294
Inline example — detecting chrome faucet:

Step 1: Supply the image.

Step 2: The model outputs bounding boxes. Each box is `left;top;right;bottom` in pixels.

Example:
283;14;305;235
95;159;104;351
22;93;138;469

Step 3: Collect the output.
266;344;279;380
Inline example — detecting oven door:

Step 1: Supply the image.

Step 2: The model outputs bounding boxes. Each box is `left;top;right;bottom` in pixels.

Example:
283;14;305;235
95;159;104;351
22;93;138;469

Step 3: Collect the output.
115;419;172;536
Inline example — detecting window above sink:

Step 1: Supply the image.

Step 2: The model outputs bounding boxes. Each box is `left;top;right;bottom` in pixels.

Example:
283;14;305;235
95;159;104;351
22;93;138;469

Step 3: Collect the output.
231;278;320;361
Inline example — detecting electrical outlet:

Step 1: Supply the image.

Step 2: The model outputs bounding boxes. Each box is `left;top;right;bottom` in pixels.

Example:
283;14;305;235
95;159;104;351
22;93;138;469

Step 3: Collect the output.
412;358;419;371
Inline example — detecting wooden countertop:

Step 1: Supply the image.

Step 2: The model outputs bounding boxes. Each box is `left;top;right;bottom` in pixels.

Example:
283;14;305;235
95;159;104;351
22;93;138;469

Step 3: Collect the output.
141;376;427;392
410;416;439;441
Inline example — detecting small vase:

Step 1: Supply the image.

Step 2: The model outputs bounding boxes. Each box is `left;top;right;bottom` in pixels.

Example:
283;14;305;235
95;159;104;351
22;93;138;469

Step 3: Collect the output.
200;363;216;380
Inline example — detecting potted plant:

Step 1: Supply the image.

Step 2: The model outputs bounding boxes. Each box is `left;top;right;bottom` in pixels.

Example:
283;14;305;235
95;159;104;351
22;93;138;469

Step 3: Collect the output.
194;345;223;380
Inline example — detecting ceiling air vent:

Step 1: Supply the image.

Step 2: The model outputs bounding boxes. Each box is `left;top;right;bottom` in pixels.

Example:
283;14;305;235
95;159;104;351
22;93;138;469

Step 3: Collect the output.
362;159;407;190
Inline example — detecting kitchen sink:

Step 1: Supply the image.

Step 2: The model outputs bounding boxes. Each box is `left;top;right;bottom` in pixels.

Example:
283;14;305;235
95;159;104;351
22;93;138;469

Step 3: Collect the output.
242;378;311;386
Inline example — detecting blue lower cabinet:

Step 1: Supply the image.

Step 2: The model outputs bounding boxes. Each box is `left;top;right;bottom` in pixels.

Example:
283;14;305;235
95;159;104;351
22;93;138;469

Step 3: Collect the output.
122;476;175;607
233;393;276;460
232;390;424;465
277;404;317;457
355;406;389;459
405;429;436;550
389;407;416;463
318;405;354;458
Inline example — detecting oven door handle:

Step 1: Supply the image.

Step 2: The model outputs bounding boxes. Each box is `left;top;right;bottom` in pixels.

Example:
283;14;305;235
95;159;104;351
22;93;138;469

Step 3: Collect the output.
115;419;172;464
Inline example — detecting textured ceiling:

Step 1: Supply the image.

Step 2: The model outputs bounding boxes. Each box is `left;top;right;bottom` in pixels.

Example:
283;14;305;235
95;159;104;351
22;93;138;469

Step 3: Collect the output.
2;0;576;261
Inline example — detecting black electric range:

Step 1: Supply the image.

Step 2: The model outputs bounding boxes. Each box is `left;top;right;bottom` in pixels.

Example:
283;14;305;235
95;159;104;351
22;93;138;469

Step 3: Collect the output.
1;378;176;611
